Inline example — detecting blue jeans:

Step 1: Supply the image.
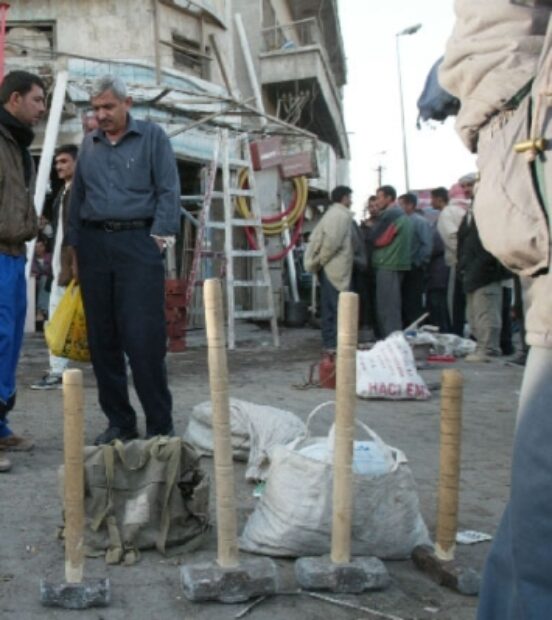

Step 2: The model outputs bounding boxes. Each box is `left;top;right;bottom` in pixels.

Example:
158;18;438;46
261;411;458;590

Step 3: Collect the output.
0;254;27;436
477;347;552;619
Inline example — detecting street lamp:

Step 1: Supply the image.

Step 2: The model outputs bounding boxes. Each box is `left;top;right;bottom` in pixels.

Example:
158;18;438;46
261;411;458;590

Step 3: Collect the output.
396;23;422;191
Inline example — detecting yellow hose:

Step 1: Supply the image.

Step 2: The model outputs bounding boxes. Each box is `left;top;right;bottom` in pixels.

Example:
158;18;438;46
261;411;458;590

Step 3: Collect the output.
235;171;309;236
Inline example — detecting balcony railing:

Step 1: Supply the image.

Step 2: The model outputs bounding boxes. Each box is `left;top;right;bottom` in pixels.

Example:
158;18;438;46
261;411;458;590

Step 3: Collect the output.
261;18;321;54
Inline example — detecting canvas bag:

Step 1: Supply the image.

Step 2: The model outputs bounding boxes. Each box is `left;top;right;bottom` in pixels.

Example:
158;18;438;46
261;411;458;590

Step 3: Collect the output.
184;398;306;482
239;406;430;559
61;437;210;565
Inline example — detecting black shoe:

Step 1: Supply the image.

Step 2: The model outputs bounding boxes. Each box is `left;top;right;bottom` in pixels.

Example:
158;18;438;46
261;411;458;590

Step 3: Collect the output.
94;426;139;446
145;428;175;440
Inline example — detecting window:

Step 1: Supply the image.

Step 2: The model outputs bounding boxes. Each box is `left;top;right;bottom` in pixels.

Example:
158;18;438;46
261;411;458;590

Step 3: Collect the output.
171;32;210;79
5;21;55;58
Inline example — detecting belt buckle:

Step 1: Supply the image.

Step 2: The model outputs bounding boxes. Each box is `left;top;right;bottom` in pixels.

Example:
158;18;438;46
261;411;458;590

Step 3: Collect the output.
103;221;116;232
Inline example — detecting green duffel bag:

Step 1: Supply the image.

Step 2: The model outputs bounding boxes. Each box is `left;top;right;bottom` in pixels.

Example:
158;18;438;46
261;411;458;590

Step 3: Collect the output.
60;436;210;565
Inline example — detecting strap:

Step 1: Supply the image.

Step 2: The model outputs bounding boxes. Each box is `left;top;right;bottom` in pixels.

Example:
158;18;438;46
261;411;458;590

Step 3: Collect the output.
105;515;124;564
154;438;183;554
90;444;116;532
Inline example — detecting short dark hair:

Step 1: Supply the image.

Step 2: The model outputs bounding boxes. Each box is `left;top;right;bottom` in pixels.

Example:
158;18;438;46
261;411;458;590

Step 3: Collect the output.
331;185;353;203
0;71;45;104
55;144;78;160
431;187;449;203
399;192;417;207
377;185;397;201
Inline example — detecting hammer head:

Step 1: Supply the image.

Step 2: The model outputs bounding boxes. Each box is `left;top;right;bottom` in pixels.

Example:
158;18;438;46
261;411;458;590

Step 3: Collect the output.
40;578;111;609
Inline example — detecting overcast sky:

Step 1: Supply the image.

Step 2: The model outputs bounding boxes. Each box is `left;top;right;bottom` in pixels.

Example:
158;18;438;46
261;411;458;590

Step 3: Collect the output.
338;0;476;216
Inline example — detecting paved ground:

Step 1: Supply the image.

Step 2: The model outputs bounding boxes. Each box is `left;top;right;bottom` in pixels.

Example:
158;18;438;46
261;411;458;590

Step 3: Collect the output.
0;324;522;619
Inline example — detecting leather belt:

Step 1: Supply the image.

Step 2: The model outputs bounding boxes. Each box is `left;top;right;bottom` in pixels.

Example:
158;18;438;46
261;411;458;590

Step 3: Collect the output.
81;218;153;232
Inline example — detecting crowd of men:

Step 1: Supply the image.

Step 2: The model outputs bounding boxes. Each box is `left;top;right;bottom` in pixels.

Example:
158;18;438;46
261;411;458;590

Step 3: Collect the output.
306;177;525;364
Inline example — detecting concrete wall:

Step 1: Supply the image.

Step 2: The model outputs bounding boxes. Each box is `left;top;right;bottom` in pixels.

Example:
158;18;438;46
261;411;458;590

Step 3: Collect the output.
6;0;232;90
7;1;154;63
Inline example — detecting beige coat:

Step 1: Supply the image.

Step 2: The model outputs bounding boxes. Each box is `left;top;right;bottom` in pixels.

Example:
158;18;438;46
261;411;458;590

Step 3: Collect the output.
439;0;550;152
304;203;353;291
441;0;552;348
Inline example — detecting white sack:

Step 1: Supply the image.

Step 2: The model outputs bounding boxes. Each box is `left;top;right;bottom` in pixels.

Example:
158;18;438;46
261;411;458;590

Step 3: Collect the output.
240;415;431;559
406;331;476;357
183;398;306;481
357;332;430;400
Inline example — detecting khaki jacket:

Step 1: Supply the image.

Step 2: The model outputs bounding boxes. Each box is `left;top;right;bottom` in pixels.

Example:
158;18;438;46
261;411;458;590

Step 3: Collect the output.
0;125;38;256
439;0;550;152
304;203;353;291
441;1;552;347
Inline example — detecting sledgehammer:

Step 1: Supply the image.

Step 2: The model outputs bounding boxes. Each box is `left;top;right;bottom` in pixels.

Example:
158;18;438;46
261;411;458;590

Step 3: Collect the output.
412;369;480;596
180;278;278;603
40;369;110;609
295;292;390;593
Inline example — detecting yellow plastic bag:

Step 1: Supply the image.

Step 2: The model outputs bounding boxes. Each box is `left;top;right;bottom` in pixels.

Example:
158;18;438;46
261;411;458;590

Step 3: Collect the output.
45;280;90;362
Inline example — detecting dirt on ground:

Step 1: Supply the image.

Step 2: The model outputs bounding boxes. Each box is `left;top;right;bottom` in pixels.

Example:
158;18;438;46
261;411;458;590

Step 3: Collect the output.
0;324;522;619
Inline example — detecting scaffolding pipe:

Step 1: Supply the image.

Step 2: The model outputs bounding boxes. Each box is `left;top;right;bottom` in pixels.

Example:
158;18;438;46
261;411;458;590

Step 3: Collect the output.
26;70;68;278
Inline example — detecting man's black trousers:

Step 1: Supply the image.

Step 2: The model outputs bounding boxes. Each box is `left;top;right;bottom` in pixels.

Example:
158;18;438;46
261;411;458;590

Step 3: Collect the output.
77;227;173;436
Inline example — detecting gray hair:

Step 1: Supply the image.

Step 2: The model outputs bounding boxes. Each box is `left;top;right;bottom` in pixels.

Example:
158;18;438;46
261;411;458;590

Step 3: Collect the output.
90;75;127;100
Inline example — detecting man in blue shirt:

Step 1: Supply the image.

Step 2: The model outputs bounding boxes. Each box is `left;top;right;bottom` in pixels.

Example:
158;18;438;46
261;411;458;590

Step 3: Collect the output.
67;75;181;445
398;192;432;328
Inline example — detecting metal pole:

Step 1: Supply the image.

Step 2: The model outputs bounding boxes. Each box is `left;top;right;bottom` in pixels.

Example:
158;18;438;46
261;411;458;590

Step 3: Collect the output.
396;35;410;191
26;70;68;278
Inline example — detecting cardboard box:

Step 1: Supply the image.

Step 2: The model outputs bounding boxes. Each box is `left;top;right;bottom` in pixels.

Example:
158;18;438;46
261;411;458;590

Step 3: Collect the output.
250;137;283;170
279;151;316;179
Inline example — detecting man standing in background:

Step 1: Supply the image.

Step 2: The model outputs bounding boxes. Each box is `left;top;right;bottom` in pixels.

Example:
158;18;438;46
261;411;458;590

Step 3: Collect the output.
398;192;432;327
30;145;78;390
371;185;412;337
304;186;354;352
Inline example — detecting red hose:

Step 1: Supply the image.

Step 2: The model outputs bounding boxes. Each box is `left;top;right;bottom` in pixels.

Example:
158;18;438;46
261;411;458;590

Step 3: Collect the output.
244;212;305;262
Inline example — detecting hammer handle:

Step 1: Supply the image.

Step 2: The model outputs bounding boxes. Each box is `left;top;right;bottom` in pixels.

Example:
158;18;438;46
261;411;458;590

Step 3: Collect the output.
63;369;85;583
204;279;239;568
331;292;358;564
436;369;463;561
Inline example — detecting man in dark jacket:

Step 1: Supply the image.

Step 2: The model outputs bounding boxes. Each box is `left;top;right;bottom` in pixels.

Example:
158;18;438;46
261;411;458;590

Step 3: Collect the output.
457;209;510;361
427;187;452;332
0;71;46;463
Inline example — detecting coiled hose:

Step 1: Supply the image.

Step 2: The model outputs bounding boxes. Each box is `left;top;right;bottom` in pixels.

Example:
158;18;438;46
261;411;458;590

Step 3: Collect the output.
235;171;309;261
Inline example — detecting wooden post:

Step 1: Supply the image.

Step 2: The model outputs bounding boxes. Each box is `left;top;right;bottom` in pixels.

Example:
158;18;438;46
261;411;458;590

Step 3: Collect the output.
330;292;358;565
435;369;464;561
204;278;239;568
63;369;85;583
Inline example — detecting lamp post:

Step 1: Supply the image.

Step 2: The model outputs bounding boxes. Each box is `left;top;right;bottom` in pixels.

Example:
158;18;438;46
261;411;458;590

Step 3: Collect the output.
396;23;422;191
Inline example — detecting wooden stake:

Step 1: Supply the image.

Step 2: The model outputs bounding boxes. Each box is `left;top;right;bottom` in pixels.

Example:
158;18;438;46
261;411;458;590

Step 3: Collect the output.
435;369;464;561
63;369;85;583
204;278;239;568
330;292;358;565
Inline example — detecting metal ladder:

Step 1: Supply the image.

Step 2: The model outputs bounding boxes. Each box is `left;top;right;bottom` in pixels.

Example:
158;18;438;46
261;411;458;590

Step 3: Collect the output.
184;128;280;350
